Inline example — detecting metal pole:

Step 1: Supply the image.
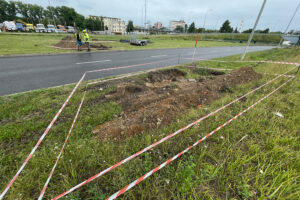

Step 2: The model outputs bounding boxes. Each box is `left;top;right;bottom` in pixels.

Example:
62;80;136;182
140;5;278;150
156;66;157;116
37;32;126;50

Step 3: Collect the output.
278;2;300;46
241;0;267;60
48;0;56;28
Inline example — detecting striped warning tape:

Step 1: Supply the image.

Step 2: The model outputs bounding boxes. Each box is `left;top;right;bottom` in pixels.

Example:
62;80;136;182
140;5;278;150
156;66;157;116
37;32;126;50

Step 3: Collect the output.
38;89;87;200
0;73;86;200
184;57;300;66
0;57;178;200
38;64;181;199
106;76;295;200
51;65;297;200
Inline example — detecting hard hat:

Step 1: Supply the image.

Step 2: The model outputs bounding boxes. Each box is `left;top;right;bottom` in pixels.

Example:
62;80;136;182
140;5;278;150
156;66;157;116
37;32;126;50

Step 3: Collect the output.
83;30;86;33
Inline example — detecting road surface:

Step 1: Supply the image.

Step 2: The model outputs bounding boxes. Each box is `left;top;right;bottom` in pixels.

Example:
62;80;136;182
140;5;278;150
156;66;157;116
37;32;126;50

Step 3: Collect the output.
0;46;274;95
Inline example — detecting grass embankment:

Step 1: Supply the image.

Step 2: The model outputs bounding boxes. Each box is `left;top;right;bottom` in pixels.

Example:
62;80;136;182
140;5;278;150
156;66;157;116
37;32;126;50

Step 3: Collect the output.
0;47;299;199
0;33;277;56
152;33;281;43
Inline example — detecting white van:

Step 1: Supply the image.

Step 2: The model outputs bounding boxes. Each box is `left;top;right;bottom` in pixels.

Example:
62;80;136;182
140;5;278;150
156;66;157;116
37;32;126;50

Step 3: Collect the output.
36;24;45;32
3;21;17;31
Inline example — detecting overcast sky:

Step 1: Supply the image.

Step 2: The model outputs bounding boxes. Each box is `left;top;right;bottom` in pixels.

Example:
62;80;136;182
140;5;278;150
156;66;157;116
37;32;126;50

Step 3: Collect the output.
20;0;300;32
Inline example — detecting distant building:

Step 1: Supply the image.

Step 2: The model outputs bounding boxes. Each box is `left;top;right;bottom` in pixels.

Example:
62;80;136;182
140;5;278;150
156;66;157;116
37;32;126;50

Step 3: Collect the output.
88;15;126;34
103;17;126;34
154;22;163;29
169;20;185;31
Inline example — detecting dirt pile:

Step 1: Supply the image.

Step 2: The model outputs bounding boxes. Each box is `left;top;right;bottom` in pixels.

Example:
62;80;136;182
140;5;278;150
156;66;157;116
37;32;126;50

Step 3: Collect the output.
92;67;262;140
54;36;110;50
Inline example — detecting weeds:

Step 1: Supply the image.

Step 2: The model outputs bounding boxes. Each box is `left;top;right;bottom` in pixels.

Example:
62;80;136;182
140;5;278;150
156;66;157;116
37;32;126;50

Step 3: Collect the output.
0;47;299;199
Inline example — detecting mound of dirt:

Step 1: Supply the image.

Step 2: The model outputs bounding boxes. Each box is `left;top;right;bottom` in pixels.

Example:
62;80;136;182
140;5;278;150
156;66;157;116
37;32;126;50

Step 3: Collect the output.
54;36;110;50
147;69;186;83
92;67;262;140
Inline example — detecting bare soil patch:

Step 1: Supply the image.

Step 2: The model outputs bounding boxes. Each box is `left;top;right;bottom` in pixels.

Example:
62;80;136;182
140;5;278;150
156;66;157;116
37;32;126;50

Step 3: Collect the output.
54;36;111;50
92;67;262;140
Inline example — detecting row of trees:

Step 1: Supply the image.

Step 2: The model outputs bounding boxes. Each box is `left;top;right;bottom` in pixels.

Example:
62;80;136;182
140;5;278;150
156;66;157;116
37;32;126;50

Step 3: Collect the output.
181;20;271;34
0;0;107;31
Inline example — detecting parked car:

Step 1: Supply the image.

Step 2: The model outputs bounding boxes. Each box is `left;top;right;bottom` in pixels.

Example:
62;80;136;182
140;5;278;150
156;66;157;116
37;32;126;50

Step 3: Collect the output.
55;29;67;33
35;24;45;32
57;25;66;31
25;24;35;32
47;24;55;33
67;26;75;33
3;21;17;31
15;23;25;32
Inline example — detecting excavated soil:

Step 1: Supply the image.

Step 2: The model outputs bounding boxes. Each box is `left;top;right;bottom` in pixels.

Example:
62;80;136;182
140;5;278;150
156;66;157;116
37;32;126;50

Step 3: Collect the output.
92;67;262;140
54;36;110;50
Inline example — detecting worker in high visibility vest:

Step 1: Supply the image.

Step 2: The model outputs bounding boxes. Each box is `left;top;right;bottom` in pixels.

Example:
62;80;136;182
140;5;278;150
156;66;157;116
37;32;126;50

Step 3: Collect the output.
74;30;82;51
82;30;90;52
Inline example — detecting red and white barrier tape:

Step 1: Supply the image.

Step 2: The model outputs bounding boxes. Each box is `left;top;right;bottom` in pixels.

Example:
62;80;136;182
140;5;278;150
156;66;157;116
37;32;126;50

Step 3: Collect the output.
0;73;86;200
38;90;87;200
0;57;178;200
39;63;183;199
107;76;295;200
184;57;300;66
51;65;297;200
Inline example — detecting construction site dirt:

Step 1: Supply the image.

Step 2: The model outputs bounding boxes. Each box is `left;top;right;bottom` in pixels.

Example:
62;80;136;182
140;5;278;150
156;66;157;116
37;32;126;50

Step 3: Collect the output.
54;36;111;50
90;67;262;141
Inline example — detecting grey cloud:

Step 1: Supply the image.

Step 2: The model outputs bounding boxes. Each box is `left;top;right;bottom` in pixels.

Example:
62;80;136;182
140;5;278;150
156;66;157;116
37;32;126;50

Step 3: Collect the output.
20;0;300;31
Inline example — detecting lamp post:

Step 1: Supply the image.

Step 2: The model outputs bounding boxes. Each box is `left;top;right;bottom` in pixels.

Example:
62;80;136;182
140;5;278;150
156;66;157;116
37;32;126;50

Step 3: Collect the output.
241;0;267;60
48;0;56;28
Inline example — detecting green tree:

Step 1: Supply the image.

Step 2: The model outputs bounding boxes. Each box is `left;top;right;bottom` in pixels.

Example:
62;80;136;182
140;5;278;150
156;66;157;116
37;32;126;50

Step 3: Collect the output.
0;0;8;22
188;22;196;33
174;25;184;33
75;13;85;29
7;1;17;20
28;4;44;24
234;27;238;33
219;20;233;33
197;28;205;33
16;1;30;22
243;29;252;33
184;24;188;32
41;17;50;26
126;20;134;32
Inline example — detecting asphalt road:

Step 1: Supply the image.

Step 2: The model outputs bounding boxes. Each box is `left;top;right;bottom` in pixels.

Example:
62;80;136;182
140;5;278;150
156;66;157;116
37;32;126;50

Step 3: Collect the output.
0;46;274;96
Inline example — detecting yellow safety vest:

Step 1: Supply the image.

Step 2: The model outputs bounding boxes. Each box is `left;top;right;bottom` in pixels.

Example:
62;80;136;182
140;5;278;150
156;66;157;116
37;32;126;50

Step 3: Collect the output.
74;33;81;40
83;33;90;42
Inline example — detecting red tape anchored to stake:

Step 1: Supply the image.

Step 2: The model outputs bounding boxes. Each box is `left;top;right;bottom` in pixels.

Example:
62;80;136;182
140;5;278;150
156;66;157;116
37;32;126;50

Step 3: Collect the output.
51;66;297;200
106;76;295;200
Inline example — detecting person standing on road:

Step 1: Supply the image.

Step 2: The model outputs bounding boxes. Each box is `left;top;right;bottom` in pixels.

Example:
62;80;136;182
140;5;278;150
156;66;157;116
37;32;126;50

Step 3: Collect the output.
74;30;82;51
83;30;91;52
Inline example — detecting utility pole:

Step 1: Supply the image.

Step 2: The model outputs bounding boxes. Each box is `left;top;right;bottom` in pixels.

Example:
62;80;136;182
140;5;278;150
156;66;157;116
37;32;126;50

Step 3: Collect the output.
241;0;267;60
144;0;147;30
278;2;300;46
48;0;56;28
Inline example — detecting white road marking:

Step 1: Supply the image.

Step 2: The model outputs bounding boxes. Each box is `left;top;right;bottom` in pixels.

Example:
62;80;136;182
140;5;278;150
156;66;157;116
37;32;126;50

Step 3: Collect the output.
150;55;167;58
76;60;111;65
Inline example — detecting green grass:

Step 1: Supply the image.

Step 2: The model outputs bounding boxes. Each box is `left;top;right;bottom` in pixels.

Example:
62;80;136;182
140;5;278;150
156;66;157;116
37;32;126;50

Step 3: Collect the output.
0;47;299;200
0;32;271;56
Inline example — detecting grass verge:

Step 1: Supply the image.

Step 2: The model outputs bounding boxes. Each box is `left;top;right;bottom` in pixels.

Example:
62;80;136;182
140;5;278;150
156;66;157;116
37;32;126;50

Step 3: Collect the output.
0;47;299;200
0;33;269;56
